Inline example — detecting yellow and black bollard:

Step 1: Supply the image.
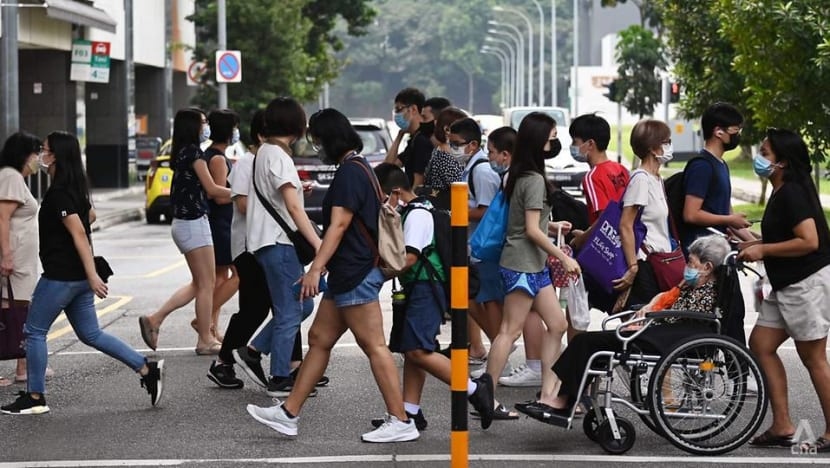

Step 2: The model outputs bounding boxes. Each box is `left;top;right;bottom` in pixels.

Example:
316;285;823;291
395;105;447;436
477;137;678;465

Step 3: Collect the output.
449;182;469;467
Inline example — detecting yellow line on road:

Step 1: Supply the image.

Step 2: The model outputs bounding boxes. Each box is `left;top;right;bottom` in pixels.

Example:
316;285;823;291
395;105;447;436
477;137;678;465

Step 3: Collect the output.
53;297;105;326
47;295;133;342
117;259;187;279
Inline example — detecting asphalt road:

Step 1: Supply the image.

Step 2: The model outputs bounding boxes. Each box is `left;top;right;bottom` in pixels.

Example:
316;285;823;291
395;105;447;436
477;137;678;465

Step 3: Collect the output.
2;220;828;467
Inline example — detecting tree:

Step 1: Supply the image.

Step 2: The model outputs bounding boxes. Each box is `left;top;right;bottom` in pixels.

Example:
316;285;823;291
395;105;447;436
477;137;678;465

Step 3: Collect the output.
613;25;665;118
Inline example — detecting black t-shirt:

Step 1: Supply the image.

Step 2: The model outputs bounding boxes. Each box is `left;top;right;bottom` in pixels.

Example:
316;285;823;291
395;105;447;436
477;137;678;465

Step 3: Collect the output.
398;122;434;187
171;144;209;219
322;155;381;294
762;182;830;290
204;147;233;223
39;187;92;281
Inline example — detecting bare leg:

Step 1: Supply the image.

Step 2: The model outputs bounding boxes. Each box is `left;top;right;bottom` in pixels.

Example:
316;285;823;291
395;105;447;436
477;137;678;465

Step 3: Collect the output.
522;311;544;361
406;349;452;385
530;286;568;405
468;320;487;360
146;282;196;331
185;246;218;348
749;325;794;436
211;265;239;340
794;337;830;439
402;358;427;407
486;291;532;403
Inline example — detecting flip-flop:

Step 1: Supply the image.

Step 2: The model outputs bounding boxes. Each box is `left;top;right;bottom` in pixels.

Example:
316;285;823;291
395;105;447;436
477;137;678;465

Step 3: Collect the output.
471;403;519;420
0;377;11;387
749;430;795;448
800;437;830;453
138;316;159;351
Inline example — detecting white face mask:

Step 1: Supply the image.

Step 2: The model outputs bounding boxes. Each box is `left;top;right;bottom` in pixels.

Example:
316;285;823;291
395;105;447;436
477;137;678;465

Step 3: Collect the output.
449;143;468;162
230;128;240;145
656;142;674;164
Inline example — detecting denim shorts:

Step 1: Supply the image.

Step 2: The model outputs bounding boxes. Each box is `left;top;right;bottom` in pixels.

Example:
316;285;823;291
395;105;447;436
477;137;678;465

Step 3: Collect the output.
475;260;505;304
323;267;385;308
171;216;213;254
389;281;446;353
500;266;552;298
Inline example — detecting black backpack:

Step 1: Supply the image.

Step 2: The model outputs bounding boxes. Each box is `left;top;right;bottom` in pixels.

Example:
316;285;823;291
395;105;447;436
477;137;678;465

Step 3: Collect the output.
403;199;452;312
664;156;714;246
551;188;589;242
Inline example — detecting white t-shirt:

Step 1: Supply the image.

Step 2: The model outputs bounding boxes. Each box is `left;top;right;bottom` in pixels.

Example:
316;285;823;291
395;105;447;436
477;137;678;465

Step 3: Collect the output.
403;202;433;253
622;169;672;258
228;150;253;260
246;143;304;253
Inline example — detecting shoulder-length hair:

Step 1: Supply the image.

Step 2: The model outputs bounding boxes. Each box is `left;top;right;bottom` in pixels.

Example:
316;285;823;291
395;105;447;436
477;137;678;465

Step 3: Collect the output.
172;108;204;158
208;109;239;144
307;108;363;164
262;97;306;140
766;127;823;215
47;131;89;203
0;131;41;172
504;112;555;203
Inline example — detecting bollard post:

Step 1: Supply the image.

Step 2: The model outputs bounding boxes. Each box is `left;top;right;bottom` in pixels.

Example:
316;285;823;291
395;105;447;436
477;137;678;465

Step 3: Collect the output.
449;182;469;468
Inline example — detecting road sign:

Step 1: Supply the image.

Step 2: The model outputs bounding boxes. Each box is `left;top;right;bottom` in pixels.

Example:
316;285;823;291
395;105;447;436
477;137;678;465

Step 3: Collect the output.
70;40;111;83
186;61;207;87
215;50;241;83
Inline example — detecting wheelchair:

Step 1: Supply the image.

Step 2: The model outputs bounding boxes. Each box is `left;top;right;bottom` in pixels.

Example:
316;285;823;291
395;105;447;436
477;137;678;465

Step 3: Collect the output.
549;252;768;455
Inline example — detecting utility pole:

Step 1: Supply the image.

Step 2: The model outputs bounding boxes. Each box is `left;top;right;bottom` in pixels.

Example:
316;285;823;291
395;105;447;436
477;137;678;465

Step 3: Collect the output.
0;4;20;140
163;0;173;138
217;0;227;109
572;0;579;116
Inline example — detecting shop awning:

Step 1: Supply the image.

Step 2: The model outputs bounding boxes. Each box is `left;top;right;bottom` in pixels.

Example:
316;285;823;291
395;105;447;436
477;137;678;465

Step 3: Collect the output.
43;0;117;33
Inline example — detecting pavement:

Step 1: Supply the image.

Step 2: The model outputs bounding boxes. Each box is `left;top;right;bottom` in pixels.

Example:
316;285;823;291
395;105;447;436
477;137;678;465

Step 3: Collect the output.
89;183;146;232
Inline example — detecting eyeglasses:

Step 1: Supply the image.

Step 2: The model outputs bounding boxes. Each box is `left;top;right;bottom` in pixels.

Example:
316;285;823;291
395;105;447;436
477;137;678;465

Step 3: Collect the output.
661;139;672;144
449;141;470;150
721;126;742;135
39;148;52;156
393;105;409;114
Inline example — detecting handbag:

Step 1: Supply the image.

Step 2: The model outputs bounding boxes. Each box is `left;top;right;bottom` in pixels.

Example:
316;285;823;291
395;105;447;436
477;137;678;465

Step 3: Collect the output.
644;182;687;292
548;224;574;288
0;278;27;360
350;159;407;276
470;190;509;262
252;154;321;265
94;256;114;283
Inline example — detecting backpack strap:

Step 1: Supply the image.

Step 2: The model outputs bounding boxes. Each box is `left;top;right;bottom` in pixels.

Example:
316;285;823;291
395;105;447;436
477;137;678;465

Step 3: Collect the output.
348;157;383;266
401;203;449;318
467;158;489;199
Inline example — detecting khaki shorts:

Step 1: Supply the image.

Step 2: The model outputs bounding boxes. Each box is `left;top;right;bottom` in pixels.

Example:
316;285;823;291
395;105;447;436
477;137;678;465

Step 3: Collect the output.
758;264;830;341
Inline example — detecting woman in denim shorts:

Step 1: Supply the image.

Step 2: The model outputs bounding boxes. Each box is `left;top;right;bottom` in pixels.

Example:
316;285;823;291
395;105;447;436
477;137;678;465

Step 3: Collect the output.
481;112;580;420
246;108;418;443
138;109;232;355
739;128;830;452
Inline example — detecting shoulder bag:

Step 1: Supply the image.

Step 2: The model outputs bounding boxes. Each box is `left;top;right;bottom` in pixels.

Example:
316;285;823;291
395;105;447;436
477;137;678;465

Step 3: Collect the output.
643;181;686;292
0;278;27;360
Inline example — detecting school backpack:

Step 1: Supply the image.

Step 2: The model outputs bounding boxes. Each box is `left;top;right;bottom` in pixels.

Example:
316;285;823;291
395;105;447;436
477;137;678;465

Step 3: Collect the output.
551;188;590;238
664;156;714;246
402;198;452;311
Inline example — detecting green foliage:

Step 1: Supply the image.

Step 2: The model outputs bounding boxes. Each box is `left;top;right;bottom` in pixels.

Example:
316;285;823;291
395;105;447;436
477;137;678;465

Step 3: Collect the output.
614;25;665;118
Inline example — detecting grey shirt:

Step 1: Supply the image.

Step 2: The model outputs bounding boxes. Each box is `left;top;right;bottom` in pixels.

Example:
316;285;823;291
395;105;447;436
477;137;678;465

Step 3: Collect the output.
500;172;551;273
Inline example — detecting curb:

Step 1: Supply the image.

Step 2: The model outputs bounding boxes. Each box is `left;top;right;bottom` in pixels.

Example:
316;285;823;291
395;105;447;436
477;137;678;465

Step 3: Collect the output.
731;186;761;205
91;208;144;232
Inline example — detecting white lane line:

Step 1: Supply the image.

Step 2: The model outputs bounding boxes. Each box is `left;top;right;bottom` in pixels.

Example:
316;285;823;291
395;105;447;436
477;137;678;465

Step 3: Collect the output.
1;454;829;467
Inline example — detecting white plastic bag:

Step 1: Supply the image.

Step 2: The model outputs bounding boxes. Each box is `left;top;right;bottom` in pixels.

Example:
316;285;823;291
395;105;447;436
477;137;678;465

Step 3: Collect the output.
566;275;590;331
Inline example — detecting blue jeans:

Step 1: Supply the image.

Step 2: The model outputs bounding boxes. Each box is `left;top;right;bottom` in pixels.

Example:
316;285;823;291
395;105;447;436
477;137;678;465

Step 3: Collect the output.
253;244;311;378
24;277;146;394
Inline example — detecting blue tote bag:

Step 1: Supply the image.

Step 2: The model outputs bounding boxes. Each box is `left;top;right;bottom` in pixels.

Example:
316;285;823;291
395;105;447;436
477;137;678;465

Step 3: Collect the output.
470;190;508;262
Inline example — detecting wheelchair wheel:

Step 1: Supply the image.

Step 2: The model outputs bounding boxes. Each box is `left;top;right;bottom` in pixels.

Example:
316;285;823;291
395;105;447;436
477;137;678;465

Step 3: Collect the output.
583;409;601;442
616;362;662;436
647;335;767;455
597;416;636;454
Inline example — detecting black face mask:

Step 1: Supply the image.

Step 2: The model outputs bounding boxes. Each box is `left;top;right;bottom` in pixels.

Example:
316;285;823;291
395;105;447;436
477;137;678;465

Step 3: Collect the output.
316;148;338;165
722;132;740;151
543;138;562;160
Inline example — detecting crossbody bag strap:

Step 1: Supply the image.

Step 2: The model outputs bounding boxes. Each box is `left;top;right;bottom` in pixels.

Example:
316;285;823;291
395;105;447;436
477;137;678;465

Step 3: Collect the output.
348;158;383;264
251;153;295;237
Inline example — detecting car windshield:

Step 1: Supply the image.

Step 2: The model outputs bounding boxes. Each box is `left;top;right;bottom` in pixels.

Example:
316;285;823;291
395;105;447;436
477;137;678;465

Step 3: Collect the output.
511;109;567;129
294;127;386;160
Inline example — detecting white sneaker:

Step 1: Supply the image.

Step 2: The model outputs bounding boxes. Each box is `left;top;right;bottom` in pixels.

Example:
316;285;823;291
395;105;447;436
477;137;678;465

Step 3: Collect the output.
361;414;420;443
471;361;513;379
498;364;542;387
246;402;298;436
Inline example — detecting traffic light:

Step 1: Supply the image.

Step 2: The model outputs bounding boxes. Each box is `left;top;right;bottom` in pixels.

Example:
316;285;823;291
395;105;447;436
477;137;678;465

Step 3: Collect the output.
604;80;621;103
670;81;681;103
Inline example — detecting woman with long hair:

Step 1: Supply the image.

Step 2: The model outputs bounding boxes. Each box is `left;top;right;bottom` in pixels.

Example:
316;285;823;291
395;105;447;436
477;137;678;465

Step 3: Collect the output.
740;128;830;452
0;132;42;387
246;108;418;443
139;108;232;355
481;112;580;419
1;132;163;414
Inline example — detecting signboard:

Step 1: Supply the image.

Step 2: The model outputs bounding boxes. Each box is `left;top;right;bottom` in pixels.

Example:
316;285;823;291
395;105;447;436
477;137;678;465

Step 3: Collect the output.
70;40;111;83
215;50;242;83
187;61;207;86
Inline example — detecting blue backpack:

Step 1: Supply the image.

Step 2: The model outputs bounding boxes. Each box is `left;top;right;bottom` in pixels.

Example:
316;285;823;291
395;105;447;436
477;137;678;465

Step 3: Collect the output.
470;190;509;262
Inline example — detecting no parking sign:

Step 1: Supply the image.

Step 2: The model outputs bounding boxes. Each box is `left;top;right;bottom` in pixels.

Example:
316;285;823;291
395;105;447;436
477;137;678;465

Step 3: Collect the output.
215;50;242;83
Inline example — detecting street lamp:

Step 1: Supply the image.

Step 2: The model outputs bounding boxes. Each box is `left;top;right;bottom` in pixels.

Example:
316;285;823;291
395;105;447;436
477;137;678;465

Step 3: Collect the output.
482;47;510;108
491;9;534;106
488;23;525;105
494;2;545;106
551;0;558;106
485;37;519;107
573;0;579;116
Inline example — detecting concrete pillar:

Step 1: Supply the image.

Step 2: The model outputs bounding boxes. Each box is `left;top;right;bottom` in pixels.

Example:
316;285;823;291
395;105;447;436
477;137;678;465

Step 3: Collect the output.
0;5;20;141
85;60;128;188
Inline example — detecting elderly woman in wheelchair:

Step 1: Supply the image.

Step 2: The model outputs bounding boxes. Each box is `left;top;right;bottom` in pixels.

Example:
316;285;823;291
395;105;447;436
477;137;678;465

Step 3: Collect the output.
518;235;768;455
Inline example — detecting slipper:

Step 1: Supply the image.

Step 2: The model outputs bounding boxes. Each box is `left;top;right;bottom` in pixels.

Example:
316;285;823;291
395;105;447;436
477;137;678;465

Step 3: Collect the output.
471;403;519;420
800;437;830;453
0;377;11;387
195;342;222;356
14;367;54;383
139;316;159;351
749;430;795;448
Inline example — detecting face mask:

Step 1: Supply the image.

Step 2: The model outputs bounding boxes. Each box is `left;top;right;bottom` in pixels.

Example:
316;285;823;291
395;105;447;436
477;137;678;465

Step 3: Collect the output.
722;131;740;151
27;156;40;174
753;153;776;178
394;112;408;130
200;125;211;143
489;160;508;175
38;153;51;170
656;142;674;164
543;138;562;160
450;145;468;162
570;145;588;163
683;266;701;287
230;128;240;145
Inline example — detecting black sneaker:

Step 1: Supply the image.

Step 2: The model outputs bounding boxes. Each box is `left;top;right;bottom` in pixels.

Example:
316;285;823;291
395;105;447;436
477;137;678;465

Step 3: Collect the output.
140;359;164;406
469;373;495;430
371;410;428;431
289;366;329;387
0;391;50;415
266;376;294;398
232;347;268;388
207;361;243;389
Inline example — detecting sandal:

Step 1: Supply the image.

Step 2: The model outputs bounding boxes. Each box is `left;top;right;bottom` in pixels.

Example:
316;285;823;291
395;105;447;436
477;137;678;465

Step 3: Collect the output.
0;376;11;387
195;342;222;356
749;429;795;448
470;403;519;420
800;437;830;453
139;316;159;351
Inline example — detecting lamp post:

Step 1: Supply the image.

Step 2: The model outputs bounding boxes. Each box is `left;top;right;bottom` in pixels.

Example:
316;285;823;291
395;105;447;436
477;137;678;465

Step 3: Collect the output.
482;47;509;108
489;19;531;106
485;37;519;107
487;28;524;106
551;0;557;106
492;7;540;106
572;0;579;116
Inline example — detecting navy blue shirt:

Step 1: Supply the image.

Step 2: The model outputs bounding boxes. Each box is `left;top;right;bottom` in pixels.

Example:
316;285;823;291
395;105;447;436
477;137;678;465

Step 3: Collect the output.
682;150;731;251
171;144;209;220
322;155;381;294
204;147;233;223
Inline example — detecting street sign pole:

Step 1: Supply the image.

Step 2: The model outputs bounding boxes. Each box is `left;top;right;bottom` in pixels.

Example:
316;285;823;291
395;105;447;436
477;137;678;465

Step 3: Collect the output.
217;0;227;109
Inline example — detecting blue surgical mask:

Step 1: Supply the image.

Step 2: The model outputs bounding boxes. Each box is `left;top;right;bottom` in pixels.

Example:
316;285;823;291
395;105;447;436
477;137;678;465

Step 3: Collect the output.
753;153;775;178
394;112;408;130
570;145;588;163
683;266;700;287
489;160;508;175
200;125;211;143
230;128;240;145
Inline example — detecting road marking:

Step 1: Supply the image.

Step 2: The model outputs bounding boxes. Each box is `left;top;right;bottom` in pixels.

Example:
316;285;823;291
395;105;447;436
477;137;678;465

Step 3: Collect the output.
46;296;133;342
116;259;187;279
1;454;829;467
52;297;106;326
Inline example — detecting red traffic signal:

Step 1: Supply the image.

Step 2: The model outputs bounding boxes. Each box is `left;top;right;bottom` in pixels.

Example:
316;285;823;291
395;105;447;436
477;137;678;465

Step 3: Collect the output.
670;82;681;103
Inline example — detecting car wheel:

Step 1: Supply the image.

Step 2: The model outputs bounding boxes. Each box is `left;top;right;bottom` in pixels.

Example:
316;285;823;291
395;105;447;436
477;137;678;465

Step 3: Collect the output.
146;210;161;224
